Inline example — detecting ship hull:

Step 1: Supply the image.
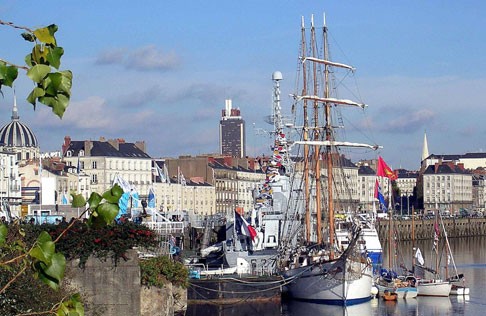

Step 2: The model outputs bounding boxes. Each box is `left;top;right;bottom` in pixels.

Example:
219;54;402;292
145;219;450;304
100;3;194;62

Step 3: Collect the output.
282;258;373;305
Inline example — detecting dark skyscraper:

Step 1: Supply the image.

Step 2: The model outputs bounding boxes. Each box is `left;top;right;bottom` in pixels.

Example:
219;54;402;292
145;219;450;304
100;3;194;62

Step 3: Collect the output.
219;99;245;158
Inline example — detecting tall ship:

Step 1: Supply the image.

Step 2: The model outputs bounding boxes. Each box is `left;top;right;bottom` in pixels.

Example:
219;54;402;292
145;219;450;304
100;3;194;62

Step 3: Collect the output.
277;15;379;305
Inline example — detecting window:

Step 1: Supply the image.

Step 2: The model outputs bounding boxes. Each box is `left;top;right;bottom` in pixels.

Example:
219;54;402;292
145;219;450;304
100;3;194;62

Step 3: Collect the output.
92;161;97;169
92;174;98;184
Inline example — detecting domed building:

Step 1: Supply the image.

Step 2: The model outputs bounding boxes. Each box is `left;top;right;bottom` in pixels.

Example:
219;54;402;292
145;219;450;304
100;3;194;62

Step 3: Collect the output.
0;96;38;220
0;97;39;161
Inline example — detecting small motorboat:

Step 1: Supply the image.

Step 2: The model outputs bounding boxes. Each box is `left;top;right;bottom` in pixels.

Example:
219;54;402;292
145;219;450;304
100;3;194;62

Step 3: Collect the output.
383;290;398;301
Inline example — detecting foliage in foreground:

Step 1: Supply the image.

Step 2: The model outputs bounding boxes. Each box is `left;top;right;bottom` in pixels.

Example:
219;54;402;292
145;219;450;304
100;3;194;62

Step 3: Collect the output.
140;255;189;289
0;21;72;118
0;184;127;315
0;222;80;315
42;221;158;268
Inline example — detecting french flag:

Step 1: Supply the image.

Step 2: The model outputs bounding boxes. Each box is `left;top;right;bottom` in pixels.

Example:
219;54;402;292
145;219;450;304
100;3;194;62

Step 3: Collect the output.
235;211;257;241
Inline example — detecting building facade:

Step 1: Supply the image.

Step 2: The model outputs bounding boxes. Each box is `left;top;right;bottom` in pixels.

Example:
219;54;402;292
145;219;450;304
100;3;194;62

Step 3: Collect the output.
61;136;152;197
219;99;245;158
212;162;265;217
422;162;472;213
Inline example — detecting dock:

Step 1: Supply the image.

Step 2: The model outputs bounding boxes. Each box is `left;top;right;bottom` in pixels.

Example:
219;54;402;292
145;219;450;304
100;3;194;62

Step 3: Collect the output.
376;217;486;241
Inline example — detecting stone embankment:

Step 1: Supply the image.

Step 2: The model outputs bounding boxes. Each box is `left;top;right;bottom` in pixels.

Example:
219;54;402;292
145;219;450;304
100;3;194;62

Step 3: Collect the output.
376;217;486;242
67;250;186;316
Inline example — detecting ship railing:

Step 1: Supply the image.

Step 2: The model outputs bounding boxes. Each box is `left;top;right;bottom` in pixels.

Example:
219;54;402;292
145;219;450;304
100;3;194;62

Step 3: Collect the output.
145;221;185;236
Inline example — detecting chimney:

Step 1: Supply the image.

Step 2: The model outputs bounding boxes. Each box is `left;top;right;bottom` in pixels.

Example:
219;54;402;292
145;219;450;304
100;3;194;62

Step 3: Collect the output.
84;140;93;156
62;136;71;155
135;141;146;153
107;139;120;151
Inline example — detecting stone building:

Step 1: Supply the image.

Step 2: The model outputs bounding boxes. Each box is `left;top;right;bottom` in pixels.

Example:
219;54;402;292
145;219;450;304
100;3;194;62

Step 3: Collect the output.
61;136;152;197
211;161;265;217
0;97;34;218
422;162;472;213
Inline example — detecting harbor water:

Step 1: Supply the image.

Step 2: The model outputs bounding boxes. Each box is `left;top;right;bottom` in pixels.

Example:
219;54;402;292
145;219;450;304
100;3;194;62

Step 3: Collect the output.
186;236;486;315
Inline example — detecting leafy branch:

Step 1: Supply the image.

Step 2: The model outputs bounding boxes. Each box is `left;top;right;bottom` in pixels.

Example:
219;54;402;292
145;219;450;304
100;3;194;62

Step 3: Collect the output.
0;184;125;315
0;20;72;118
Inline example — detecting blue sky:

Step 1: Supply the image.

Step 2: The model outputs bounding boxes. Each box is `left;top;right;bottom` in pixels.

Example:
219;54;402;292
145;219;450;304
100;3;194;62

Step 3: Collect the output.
0;1;484;170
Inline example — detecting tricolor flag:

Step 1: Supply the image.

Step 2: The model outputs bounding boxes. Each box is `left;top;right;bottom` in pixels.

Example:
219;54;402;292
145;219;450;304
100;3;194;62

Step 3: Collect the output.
235;211;257;241
374;179;388;211
377;156;397;180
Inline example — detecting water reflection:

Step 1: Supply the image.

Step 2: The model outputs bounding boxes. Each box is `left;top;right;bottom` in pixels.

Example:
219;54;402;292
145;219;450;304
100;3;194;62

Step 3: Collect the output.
417;297;452;315
284;300;372;316
186;237;486;315
186;302;281;316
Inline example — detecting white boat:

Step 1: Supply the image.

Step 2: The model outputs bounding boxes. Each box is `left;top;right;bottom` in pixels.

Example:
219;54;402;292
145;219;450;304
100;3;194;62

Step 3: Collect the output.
336;212;383;274
414;211;452;296
416;279;451;297
278;14;378;305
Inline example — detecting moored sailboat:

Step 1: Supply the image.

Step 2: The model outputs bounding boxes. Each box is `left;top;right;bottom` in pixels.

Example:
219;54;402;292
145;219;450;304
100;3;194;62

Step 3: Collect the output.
414;210;452;296
278;15;378;305
374;161;418;299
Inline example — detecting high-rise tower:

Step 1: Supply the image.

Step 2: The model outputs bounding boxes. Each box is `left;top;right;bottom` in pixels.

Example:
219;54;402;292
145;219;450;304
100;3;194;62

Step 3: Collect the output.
219;99;245;158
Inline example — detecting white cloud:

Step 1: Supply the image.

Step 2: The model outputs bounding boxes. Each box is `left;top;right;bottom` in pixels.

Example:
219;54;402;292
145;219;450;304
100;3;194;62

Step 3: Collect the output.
95;45;180;72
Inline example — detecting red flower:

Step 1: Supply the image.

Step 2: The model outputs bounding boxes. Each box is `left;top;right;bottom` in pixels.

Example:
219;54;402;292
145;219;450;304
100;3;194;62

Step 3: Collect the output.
94;238;101;243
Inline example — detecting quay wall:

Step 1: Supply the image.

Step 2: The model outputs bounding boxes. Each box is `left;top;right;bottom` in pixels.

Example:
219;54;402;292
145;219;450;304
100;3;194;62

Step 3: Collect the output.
376;218;486;242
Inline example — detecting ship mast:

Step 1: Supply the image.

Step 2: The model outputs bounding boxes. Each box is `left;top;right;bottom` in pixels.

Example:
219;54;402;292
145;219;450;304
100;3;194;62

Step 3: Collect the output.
301;16;311;243
322;16;336;259
296;15;381;251
310;16;323;246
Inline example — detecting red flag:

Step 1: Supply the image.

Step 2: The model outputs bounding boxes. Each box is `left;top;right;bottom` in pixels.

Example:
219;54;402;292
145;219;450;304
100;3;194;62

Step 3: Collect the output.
377;156;397;180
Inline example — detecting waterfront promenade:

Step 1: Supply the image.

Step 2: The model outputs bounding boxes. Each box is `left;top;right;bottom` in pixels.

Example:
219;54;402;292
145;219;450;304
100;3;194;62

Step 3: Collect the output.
376;217;486;242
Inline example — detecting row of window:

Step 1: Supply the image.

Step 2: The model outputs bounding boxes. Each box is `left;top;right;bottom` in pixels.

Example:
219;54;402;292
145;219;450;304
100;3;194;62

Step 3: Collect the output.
69;159;151;171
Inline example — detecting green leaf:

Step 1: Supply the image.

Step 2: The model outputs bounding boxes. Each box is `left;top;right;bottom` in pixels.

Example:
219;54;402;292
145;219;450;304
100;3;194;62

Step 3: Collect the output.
29;231;55;264
37;252;65;290
96;202;120;225
71;193;86;208
57;294;84;316
27;87;46;107
44;72;61;95
102;184;124;204
0;63;19;87
87;192;103;210
33;24;58;45
21;32;36;42
39;93;70;118
47;46;64;69
32;44;50;64
59;70;73;94
27;64;51;83
0;224;7;246
44;71;72;96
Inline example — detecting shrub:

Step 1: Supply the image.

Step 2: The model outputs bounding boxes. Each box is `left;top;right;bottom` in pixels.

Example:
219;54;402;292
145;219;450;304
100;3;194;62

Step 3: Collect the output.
40;221;159;267
140;255;189;289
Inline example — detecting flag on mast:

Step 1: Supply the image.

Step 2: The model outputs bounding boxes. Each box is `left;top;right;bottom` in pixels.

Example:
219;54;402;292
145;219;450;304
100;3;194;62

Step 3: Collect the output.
377;156;397;180
374;179;388;211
